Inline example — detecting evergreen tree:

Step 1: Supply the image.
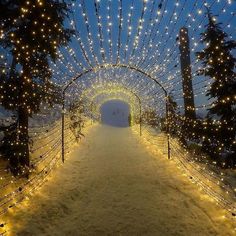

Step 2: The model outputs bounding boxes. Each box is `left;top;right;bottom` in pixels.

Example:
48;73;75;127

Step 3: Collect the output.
69;100;85;141
196;9;236;162
142;109;159;128
0;0;74;176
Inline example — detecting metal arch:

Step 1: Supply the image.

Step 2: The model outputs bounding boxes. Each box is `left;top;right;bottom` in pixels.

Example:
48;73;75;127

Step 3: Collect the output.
78;82;141;103
61;63;170;162
62;63;167;96
74;83;141;119
82;90;137;125
84;85;142;136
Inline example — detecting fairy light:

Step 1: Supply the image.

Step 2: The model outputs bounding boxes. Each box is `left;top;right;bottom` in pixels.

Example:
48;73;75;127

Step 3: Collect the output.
123;0;135;62
137;0;169;69
93;0;106;63
136;126;236;219
136;0;156;67
107;0;114;62
129;0;148;60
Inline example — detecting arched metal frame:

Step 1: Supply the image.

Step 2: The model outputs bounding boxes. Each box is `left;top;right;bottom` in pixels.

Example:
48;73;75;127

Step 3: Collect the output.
72;87;139;127
61;63;170;162
85;86;142;136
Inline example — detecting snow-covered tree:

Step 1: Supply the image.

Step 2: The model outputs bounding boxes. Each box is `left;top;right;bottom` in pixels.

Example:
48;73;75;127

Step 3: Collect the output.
0;0;74;176
196;9;236;163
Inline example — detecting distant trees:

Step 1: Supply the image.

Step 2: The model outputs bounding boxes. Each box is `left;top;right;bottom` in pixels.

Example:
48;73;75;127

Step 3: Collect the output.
165;95;189;146
195;10;236;166
69;100;85;141
141;108;160;128
168;95;179;136
0;0;74;176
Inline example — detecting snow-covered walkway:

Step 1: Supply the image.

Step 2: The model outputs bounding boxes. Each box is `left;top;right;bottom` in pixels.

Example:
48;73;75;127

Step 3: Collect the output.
10;125;234;235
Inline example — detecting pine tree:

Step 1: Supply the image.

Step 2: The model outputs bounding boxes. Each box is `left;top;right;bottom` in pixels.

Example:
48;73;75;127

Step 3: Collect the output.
69;100;85;141
142;109;159;128
196;9;236;163
0;0;74;176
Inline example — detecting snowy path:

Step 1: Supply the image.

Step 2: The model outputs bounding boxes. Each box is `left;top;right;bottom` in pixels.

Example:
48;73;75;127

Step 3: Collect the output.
10;125;234;235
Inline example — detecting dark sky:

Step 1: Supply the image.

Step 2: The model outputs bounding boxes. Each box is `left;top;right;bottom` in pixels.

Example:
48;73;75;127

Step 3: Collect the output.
1;1;235;117
57;0;236;117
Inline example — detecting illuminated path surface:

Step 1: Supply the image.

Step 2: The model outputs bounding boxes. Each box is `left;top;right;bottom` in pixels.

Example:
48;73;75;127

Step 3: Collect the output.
11;125;234;235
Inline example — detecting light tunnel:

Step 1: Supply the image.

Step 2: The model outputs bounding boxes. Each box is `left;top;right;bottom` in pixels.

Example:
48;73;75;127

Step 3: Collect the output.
1;1;235;233
61;64;172;161
1;1;236;234
66;84;143;130
62;64;169;118
64;80;163;124
79;84;142;121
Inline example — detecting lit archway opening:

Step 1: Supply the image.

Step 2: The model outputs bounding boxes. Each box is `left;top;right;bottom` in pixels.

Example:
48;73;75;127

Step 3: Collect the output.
100;99;130;127
61;64;171;162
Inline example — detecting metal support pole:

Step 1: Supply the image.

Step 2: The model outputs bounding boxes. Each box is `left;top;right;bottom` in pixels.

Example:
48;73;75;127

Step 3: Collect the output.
62;64;169;157
165;94;171;159
61;92;65;163
127;89;141;136
139;99;142;136
90;101;93;125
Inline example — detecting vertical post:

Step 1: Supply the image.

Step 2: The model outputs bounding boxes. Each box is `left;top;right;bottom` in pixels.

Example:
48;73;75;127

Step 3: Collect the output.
152;79;171;160
61;91;65;163
90;102;93;125
165;93;171;159
179;27;196;119
139;99;142;136
129;90;141;136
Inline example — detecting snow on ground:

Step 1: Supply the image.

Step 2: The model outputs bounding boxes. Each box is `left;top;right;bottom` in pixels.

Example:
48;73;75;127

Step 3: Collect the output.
7;124;236;235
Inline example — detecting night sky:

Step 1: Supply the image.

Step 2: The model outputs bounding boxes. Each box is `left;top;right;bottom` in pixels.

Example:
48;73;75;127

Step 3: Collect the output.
1;0;235;117
53;0;236;118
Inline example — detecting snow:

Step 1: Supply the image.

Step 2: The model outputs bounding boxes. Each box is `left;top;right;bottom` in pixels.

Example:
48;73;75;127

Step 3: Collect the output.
7;124;235;235
100;100;130;127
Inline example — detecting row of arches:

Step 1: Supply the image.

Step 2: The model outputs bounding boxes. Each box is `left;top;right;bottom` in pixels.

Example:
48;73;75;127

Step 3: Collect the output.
61;63;172;162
